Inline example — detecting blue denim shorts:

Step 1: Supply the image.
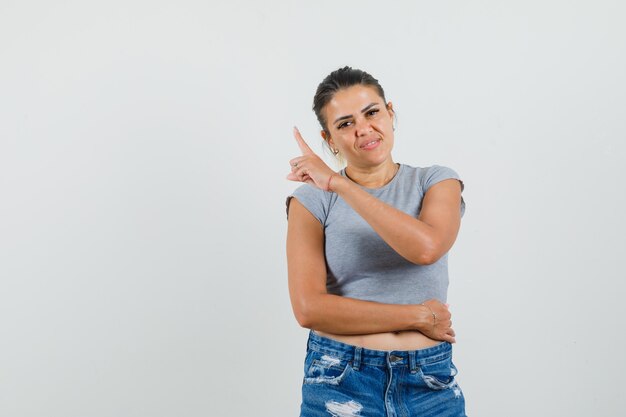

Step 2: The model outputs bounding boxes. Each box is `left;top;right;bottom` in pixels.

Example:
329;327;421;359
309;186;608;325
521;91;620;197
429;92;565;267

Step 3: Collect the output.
300;330;467;417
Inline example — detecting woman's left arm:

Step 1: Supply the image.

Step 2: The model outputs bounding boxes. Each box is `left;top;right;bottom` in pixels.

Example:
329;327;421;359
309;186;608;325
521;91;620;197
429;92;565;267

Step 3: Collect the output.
331;175;462;265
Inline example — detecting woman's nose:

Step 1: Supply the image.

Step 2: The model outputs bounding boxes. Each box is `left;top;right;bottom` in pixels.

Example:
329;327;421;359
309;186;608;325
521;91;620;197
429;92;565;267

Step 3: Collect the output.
354;117;372;136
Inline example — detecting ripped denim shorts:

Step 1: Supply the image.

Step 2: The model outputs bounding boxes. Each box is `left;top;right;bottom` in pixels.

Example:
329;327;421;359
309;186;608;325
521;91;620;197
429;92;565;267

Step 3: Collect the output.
300;330;467;417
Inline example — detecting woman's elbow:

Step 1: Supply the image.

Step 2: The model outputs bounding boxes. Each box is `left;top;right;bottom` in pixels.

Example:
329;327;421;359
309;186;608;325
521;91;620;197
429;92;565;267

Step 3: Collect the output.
409;242;446;265
409;251;439;265
292;296;319;329
294;309;313;329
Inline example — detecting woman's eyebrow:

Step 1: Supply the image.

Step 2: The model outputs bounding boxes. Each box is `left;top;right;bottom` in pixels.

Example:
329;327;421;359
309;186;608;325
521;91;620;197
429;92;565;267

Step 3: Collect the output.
333;102;379;125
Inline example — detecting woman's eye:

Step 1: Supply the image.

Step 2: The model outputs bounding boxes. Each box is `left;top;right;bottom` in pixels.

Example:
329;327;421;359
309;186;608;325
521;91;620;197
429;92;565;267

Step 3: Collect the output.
367;109;379;116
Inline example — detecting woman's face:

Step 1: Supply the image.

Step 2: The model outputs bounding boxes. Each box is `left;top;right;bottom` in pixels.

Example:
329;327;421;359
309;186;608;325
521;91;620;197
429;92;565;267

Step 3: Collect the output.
321;85;395;168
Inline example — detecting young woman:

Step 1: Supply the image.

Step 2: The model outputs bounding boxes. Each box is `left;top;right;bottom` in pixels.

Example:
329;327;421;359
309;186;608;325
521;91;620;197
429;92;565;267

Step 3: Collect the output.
286;67;467;417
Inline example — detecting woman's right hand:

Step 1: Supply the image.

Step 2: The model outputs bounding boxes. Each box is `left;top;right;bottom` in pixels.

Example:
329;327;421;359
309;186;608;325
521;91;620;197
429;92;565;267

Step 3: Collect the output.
417;300;456;343
286;127;337;191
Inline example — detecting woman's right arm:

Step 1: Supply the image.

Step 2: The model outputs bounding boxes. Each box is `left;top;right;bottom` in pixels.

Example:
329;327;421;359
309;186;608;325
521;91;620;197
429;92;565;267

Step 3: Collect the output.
286;197;455;342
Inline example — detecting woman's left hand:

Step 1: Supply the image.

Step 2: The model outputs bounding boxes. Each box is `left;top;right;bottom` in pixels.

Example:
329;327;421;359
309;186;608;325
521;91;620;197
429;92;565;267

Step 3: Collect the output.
286;127;337;190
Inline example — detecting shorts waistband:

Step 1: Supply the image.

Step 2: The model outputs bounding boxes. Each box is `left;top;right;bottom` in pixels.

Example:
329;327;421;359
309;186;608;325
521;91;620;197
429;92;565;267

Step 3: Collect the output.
307;330;453;369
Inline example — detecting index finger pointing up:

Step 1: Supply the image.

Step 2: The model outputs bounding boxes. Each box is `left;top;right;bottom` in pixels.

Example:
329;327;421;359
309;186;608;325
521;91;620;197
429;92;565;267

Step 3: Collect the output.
293;126;313;155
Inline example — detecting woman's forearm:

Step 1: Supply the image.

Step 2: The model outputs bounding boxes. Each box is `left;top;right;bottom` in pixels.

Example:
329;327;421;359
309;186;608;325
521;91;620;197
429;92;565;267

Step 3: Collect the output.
296;293;431;335
331;175;448;265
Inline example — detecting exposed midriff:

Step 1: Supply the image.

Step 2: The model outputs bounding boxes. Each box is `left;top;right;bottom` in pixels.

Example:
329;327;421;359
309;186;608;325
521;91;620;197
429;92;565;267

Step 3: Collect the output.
314;329;443;351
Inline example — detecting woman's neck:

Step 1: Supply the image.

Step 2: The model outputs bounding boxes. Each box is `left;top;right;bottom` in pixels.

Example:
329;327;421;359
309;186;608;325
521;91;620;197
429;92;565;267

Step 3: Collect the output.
344;160;400;189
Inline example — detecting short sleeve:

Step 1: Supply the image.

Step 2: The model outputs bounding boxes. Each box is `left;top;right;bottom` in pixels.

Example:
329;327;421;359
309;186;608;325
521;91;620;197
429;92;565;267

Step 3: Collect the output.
285;184;329;225
421;165;466;218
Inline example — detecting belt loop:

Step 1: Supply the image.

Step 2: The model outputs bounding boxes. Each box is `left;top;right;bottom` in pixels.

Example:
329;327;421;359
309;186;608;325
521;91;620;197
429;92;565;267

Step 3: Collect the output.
409;351;417;374
352;347;362;371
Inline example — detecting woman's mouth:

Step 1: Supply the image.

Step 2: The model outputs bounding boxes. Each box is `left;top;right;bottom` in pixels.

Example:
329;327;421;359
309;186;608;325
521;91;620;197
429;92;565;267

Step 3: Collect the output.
360;139;381;150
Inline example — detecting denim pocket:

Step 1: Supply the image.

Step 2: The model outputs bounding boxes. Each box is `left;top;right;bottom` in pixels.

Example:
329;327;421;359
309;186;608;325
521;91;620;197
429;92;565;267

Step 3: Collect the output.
303;350;352;385
418;355;459;390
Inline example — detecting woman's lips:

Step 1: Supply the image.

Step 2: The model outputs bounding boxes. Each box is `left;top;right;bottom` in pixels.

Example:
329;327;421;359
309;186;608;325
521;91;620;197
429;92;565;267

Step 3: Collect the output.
360;139;381;150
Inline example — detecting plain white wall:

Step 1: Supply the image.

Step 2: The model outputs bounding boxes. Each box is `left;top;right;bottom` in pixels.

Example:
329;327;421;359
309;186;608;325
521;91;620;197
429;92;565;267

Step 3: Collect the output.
1;1;625;416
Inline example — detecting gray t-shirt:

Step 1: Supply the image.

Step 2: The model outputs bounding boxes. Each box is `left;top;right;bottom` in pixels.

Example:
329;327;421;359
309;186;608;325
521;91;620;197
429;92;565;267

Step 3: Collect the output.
286;163;465;305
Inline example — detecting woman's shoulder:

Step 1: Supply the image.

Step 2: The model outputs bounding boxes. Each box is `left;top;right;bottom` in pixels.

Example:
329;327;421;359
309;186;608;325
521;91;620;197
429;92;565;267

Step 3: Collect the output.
400;162;461;179
288;183;332;203
397;163;464;193
285;183;332;224
401;163;466;217
399;162;460;173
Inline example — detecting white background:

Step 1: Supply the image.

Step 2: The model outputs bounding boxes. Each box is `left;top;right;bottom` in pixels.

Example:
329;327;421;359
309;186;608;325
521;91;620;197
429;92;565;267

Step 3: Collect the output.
1;1;625;416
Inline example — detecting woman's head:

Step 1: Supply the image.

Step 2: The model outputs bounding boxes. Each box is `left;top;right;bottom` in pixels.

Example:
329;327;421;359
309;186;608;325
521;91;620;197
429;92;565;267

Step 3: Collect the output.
313;67;395;167
313;66;388;136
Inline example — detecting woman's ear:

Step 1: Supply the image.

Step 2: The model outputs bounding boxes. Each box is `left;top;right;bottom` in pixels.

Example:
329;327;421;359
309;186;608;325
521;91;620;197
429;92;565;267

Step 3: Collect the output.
386;101;395;117
387;102;397;130
321;130;334;147
321;130;339;155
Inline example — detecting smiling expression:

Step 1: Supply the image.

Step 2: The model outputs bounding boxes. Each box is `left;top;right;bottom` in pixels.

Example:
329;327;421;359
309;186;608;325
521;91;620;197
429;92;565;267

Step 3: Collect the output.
321;85;395;168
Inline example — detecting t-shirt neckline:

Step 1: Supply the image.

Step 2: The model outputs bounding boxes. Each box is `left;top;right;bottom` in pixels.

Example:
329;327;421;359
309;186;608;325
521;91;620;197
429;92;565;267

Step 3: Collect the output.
340;163;403;193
